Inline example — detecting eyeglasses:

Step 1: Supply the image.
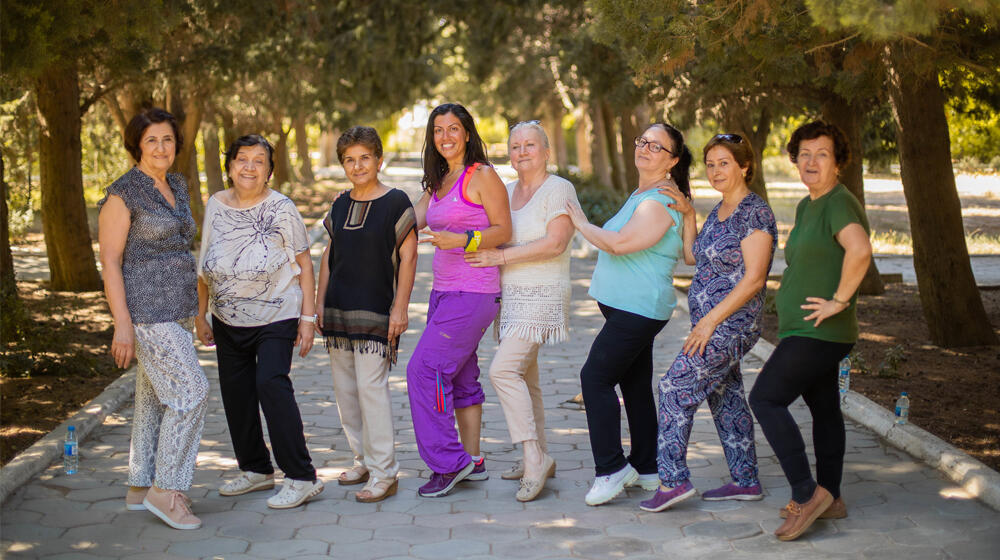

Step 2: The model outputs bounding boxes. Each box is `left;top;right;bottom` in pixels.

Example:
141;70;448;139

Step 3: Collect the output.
634;136;673;155
509;119;541;130
713;133;744;144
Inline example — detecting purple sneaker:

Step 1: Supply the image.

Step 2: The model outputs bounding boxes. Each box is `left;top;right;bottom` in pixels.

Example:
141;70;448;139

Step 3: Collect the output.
701;482;763;501
639;481;696;512
465;457;489;481
418;461;476;498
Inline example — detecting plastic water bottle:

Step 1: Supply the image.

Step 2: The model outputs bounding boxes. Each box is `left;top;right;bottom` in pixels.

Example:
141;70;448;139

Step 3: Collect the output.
894;392;910;425
838;356;851;394
63;425;78;475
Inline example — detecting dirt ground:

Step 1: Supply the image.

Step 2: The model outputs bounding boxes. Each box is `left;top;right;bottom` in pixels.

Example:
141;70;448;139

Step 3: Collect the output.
3;176;999;474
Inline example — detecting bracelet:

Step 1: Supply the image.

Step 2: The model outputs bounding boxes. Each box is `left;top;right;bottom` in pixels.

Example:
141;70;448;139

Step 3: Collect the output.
299;314;317;323
830;295;849;306
464;230;482;252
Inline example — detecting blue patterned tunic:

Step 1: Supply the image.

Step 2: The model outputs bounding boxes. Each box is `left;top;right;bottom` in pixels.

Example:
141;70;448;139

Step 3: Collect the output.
656;192;777;487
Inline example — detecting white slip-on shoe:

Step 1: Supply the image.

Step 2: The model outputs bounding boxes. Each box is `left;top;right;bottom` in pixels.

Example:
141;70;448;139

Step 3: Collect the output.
629;473;660;492
219;471;275;496
585;464;639;506
266;478;325;509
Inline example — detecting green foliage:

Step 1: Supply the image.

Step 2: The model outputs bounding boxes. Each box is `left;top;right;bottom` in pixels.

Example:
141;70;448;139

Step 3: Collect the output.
561;169;625;226
848;349;870;376
876;344;906;379
1;92;38;240
943;68;1000;164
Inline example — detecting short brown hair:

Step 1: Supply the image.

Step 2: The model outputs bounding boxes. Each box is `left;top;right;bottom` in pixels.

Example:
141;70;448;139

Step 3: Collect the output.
123;108;183;163
337;126;383;163
703;134;756;184
786;121;850;167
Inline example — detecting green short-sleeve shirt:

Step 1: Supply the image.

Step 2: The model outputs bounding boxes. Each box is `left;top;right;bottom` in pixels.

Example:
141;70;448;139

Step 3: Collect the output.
777;184;870;343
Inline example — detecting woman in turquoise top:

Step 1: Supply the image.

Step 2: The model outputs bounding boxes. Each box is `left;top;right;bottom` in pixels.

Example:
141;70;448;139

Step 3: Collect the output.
566;123;689;506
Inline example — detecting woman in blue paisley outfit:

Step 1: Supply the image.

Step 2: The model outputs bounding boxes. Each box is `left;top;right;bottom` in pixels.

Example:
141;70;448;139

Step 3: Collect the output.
195;134;323;510
640;134;777;512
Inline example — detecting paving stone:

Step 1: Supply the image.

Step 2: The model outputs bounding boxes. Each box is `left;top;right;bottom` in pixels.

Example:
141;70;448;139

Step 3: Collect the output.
166;537;248;557
491;539;568;558
412;511;488;529
375;524;450;545
338;510;414;529
682;520;761;540
410;538;489;559
572;536;652;559
38;510;116;528
244;539;328;558
606;521;683;541
295;524;373;544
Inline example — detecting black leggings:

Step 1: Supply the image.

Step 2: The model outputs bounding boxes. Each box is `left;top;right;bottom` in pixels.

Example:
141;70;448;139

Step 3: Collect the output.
581;303;668;476
749;336;853;503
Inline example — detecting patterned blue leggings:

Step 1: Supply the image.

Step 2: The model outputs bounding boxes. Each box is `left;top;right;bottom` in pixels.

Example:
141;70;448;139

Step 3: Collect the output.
656;335;759;487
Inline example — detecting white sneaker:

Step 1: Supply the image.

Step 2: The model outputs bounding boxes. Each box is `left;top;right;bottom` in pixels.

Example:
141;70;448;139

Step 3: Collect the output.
585;464;639;506
266;479;324;509
219;471;274;496
629;473;660;491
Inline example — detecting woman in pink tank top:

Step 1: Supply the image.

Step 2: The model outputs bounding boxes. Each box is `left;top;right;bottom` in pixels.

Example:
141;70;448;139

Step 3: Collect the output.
407;103;512;497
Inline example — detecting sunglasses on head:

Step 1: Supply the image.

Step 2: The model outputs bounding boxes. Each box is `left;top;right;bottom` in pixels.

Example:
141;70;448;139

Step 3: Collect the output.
509;119;541;130
714;133;744;144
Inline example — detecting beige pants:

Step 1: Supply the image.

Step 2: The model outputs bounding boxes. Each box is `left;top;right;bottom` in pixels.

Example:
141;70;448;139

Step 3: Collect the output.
488;336;547;450
328;347;398;480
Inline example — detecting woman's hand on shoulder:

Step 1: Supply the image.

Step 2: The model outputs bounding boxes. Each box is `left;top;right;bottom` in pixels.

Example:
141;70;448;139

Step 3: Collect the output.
657;182;694;217
564;200;588;229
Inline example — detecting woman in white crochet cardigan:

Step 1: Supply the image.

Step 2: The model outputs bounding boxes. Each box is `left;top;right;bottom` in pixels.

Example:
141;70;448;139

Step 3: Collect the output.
465;121;578;502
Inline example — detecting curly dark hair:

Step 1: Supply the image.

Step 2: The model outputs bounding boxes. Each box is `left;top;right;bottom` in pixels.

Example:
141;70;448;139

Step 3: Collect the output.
703;134;757;184
786;121;850;167
123;108;183;163
420;103;490;193
223;135;275;187
337;126;383;163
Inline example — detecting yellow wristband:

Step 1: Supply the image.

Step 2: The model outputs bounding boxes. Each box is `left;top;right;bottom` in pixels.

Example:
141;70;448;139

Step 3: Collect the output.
465;230;482;252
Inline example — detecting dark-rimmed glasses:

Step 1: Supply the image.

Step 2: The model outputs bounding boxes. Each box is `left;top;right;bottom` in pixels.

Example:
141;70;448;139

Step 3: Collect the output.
634;136;673;155
713;133;744;144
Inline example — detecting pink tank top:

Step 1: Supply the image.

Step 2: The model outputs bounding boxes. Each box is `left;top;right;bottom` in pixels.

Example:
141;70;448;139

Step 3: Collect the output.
425;164;500;293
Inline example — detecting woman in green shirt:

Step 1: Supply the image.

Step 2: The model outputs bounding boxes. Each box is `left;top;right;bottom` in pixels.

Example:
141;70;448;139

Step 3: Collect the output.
748;121;872;542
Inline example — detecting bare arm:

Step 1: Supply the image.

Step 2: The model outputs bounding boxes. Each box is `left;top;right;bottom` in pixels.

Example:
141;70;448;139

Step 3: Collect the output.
682;230;773;355
465;214;574;267
802;222;873;326
98;195;135;369
195;277;214;346
314;240;332;333
294;249;316;357
566;198;673;256
414;192;430;230
420;167;513;250
658;183;697;265
389;229;418;341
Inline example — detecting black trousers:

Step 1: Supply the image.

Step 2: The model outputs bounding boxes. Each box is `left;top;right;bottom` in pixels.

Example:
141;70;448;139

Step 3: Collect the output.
748;336;853;503
581;303;668;476
213;316;316;482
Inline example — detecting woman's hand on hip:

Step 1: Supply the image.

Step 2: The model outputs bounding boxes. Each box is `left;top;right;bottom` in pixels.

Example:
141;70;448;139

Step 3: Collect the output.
658;183;694;217
195;315;215;347
295;320;315;357
418;228;467;250
682;316;718;356
388;304;409;342
111;323;136;369
464;248;503;267
801;297;848;327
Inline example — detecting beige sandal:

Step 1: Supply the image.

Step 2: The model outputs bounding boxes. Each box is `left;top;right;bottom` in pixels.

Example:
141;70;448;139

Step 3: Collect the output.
355;477;398;503
338;465;370;486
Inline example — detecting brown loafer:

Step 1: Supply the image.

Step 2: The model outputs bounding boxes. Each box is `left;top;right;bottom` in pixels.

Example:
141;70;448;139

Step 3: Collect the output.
355;477;398;503
776;486;833;541
779;496;846;520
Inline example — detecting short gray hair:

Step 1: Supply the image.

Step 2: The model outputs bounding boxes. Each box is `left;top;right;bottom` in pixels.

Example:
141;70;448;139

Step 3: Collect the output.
507;121;550;149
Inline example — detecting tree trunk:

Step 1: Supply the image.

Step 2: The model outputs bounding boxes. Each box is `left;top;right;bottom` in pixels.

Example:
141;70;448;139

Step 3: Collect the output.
218;105;238;149
619;107;639;190
600;100;625;192
575;105;593;174
1;152;23;342
168;88;205;226
721;100;770;203
886;43;996;346
822;94;884;295
319;129;338;167
589;103;612;188
35;60;102;291
202;106;225;194
271;117;294;192
293;115;315;185
544;97;569;170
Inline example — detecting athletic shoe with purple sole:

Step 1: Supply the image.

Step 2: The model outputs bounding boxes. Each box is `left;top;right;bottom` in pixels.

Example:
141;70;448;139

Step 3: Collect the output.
418;461;475;498
638;480;696;512
701;482;763;501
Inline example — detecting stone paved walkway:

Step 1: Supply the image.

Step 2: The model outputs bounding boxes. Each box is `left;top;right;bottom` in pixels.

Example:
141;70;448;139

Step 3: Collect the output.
3;165;999;558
